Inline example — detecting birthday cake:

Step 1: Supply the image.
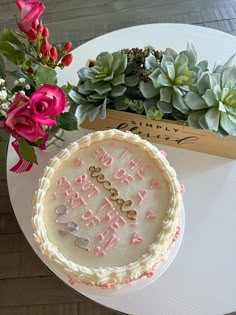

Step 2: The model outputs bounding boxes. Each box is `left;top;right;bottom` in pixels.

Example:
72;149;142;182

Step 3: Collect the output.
32;129;183;288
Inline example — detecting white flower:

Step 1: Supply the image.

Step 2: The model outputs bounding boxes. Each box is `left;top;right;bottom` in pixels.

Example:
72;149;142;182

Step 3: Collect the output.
25;84;31;90
14;80;19;86
0;90;7;100
0;78;5;85
1;103;9;110
19;78;25;83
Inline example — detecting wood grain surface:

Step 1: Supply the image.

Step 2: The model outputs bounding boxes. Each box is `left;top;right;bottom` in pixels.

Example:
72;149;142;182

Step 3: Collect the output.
0;0;236;314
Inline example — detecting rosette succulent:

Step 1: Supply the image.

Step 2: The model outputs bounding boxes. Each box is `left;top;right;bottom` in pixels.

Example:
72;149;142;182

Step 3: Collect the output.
139;42;208;119
78;51;127;100
184;63;236;136
69;51;128;123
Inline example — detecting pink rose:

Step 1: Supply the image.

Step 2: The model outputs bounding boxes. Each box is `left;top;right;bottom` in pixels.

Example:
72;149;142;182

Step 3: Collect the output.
4;91;45;142
16;0;45;34
30;84;66;126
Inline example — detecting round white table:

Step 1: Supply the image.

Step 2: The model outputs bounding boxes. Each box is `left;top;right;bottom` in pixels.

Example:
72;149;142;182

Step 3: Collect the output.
7;24;236;315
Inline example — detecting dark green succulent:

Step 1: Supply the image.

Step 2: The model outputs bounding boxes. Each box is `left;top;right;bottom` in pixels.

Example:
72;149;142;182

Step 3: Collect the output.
184;61;236;136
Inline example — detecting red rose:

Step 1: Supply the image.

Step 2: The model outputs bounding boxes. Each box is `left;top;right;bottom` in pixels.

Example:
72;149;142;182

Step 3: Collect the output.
4;91;45;142
30;84;66;126
16;0;45;34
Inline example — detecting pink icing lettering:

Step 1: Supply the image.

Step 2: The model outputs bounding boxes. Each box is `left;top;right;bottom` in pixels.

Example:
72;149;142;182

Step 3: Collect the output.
146;210;156;220
104;210;118;222
92;146;113;166
81;181;93;192
134;189;147;205
72;158;84;166
51;192;58;200
81;209;100;226
150;179;161;190
131;232;143;244
99;152;113;167
97;197;115;212
87;186;100;198
95;246;105;257
56;177;73;196
104;235;119;251
74;174;87;185
120;146;132;159
127;155;142;170
130;222;138;227
136;163;151;179
56;176;67;188
113;168;134;184
110;215;126;231
96;229;109;243
67;192;86;209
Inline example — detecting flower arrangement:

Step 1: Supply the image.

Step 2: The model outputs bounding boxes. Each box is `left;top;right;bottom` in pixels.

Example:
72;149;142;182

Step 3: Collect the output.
1;1;236;172
69;44;236;138
0;0;77;172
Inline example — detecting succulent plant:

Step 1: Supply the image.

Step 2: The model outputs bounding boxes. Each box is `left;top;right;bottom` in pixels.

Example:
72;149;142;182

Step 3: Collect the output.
77;51;127;100
139;42;208;119
184;62;236;136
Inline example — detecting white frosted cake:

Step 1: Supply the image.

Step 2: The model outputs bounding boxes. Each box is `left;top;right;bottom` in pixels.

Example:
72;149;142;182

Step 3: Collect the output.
32;129;183;288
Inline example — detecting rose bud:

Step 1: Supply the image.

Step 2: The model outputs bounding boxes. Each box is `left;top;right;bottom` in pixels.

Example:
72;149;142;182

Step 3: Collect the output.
40;40;51;54
61;53;73;66
50;47;58;61
36;23;44;34
42;27;49;39
28;29;37;41
44;50;51;59
63;41;72;52
27;67;34;75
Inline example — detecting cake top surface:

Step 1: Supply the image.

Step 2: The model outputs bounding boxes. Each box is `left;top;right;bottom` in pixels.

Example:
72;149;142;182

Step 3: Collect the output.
33;129;182;274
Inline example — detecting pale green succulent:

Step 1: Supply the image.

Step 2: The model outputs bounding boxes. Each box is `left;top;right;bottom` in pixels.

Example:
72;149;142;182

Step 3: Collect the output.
77;51;127;100
139;42;208;118
184;63;236;136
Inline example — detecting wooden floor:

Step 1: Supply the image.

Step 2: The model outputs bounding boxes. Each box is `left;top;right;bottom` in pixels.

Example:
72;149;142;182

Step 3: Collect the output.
0;0;236;314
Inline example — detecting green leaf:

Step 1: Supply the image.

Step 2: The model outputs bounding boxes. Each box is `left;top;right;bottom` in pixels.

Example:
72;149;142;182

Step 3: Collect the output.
0;27;25;64
204;107;220;131
0;41;25;65
35;64;57;88
139;81;159;98
184;92;206;110
0;54;5;79
111;85;126;97
188;110;208;129
18;137;38;164
124;75;138;87
56;112;78;131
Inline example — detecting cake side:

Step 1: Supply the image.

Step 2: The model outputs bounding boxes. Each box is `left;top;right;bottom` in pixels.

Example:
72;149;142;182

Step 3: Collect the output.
32;129;183;288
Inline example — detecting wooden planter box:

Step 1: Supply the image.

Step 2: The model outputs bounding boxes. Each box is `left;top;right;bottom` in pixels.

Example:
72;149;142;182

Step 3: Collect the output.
81;109;236;159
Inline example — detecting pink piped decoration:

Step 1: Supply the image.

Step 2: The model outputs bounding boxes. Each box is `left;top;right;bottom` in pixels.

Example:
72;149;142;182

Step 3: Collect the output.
69;278;76;285
172;225;181;242
50;192;58;200
131;232;143;244
95;246;105;257
160;150;167;157
146;210;156;220
72;158;84;166
109;142;117;148
180;183;185;194
150;179;161;190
